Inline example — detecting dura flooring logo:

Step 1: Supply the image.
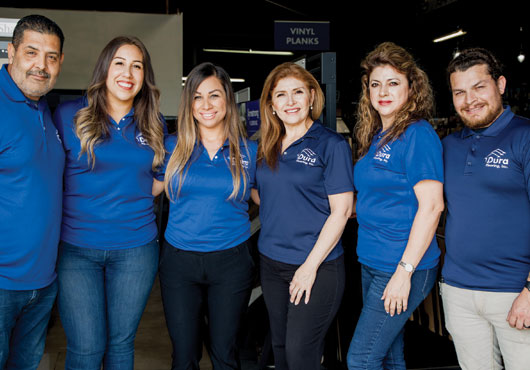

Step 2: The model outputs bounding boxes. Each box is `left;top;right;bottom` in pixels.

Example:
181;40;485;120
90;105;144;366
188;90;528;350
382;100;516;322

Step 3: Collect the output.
135;133;149;146
230;154;250;169
240;154;250;169
484;149;509;169
296;148;317;166
374;144;391;163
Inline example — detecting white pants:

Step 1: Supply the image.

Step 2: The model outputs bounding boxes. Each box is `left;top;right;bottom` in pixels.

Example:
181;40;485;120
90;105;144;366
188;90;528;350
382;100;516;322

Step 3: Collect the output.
441;282;530;370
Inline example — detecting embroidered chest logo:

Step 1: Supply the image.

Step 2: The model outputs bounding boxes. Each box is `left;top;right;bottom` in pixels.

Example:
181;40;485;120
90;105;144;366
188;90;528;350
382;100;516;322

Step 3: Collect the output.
374;144;391;163
240;154;250;169
484;149;509;169
296;148;317;166
230;154;250;169
135;133;149;146
55;129;62;144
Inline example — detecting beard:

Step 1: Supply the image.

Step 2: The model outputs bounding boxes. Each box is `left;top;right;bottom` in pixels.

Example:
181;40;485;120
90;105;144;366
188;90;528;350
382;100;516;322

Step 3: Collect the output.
458;102;503;130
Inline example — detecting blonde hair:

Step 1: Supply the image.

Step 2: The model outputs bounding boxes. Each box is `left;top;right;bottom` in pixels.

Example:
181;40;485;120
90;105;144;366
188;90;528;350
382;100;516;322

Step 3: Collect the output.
259;62;324;169
74;36;165;170
164;62;249;200
355;42;434;158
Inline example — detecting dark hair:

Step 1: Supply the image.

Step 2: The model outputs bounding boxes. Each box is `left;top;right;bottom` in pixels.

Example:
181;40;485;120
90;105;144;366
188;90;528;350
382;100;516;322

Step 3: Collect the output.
355;42;434;158
12;14;65;53
447;48;503;83
74;36;165;171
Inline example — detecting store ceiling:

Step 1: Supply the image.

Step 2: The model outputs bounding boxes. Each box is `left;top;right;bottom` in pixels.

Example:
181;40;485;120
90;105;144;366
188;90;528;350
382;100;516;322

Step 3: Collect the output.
2;0;529;118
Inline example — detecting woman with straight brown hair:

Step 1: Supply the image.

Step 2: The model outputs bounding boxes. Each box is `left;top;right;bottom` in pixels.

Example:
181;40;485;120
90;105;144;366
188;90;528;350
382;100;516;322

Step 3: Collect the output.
160;62;257;370
347;42;444;370
53;36;166;370
252;62;354;370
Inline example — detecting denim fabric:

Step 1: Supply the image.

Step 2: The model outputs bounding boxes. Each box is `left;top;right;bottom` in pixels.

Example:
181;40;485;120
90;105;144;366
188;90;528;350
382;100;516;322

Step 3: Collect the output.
347;264;437;370
57;239;159;370
0;281;57;370
259;254;345;370
159;240;254;370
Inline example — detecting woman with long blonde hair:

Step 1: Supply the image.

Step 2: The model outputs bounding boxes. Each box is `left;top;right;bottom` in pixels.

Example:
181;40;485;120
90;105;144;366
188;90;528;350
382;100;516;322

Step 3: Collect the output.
347;42;444;370
160;62;257;370
252;62;354;370
53;36;166;369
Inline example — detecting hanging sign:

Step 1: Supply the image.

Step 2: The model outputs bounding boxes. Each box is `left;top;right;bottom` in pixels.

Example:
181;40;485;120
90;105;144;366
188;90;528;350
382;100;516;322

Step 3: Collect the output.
274;21;330;51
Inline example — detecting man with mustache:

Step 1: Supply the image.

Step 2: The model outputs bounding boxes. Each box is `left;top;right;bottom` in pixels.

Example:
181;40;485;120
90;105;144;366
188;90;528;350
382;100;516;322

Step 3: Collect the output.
0;15;65;369
441;48;530;370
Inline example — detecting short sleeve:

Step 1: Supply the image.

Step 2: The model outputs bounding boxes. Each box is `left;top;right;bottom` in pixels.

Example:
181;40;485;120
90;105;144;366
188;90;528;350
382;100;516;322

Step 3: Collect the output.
53;101;74;145
52;98;85;153
518;130;530;202
154;134;177;181
323;138;355;195
152;115;171;180
404;122;444;186
246;140;258;189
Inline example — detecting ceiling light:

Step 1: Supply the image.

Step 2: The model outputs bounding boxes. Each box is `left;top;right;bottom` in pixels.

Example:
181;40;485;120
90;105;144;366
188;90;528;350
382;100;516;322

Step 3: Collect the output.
433;29;467;43
518;53;525;63
203;48;294;56
182;77;245;83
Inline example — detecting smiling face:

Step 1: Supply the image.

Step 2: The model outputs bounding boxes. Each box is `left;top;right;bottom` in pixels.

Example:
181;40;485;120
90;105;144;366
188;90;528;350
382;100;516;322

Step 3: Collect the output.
368;64;410;129
271;76;315;128
450;64;506;129
105;44;144;110
7;30;63;100
192;76;227;133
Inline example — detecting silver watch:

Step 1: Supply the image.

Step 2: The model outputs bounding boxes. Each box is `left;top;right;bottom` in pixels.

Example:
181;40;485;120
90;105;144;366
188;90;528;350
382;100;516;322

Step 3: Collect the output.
399;261;415;273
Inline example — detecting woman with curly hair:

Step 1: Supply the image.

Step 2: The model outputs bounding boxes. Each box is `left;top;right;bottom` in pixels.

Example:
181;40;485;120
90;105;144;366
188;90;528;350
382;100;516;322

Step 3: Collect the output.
53;36;166;369
347;42;444;370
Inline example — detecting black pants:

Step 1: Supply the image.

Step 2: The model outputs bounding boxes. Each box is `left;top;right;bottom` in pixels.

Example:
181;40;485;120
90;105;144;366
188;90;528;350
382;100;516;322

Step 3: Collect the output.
260;253;345;370
159;240;254;370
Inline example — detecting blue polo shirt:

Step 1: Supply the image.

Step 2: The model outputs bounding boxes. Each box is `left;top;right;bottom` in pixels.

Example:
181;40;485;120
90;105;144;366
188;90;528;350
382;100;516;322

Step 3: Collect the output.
256;120;354;265
355;120;443;273
164;136;257;252
0;64;65;290
442;107;530;292
54;97;165;250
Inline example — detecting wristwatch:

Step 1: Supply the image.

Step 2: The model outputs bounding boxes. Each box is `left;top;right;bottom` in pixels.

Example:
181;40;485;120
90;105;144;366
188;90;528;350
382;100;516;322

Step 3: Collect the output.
399;261;415;273
525;280;530;292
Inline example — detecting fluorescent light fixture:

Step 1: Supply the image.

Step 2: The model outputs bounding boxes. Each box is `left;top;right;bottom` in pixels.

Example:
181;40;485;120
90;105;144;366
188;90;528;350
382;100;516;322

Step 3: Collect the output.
433;29;467;43
182;77;245;83
203;48;294;56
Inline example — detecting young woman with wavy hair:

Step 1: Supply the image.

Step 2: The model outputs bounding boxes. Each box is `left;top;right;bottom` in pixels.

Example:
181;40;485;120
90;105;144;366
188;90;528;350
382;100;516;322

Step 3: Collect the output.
53;36;166;370
347;42;444;370
251;62;354;370
160;62;257;370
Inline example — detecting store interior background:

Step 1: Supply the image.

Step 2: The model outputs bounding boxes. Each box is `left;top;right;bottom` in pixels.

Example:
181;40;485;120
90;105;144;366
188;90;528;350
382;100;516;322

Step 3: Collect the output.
2;0;529;369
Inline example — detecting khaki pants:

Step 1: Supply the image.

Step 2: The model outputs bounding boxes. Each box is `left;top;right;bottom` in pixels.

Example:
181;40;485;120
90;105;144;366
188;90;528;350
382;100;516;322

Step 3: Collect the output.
441;282;530;370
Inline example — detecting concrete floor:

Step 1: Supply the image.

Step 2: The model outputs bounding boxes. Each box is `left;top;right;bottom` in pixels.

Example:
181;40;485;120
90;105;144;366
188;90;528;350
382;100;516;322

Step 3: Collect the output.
37;277;213;370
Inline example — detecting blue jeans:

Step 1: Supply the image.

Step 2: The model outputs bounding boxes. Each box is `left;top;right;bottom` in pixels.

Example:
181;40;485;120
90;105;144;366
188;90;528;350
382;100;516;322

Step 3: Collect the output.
347;264;437;370
0;281;57;370
57;240;159;370
159;240;255;370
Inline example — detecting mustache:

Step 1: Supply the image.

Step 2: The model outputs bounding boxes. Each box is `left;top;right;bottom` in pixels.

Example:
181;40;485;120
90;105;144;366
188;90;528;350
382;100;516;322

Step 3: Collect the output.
27;69;50;79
